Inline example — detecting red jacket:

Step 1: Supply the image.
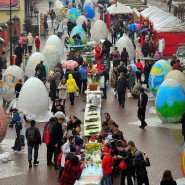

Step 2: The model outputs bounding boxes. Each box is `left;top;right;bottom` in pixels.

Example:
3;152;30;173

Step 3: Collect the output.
102;154;114;174
173;62;180;70
136;62;144;71
35;38;40;48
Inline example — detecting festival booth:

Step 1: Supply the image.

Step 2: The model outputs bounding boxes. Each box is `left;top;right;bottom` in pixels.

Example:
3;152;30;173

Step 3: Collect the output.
106;2;134;29
153;18;185;55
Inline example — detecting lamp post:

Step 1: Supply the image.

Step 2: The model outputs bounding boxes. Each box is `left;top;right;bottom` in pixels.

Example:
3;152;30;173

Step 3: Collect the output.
10;0;13;65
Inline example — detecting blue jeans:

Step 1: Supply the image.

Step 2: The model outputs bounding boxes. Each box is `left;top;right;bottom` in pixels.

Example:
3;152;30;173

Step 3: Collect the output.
28;145;39;161
103;174;112;185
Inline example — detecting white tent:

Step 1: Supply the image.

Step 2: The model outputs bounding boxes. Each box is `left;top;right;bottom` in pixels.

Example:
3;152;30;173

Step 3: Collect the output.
155;19;185;32
152;14;171;27
153;15;178;30
107;2;133;14
140;6;160;18
149;12;169;22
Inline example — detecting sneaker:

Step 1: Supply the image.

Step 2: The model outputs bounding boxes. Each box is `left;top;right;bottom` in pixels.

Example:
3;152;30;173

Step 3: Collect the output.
33;160;39;165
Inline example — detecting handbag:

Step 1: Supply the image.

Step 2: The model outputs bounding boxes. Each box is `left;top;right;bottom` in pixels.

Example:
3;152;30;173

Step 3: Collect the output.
15;121;22;130
119;160;127;170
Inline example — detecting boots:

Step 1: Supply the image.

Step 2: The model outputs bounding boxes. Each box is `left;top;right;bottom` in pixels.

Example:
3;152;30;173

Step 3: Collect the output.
33;159;39;165
29;160;32;168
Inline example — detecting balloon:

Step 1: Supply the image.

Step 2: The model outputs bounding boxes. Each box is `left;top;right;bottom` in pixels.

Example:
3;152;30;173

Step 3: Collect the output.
83;4;95;19
68;8;80;21
18;77;49;116
25;52;49;78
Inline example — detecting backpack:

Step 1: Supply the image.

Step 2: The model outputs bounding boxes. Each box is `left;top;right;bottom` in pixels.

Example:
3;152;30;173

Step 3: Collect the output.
27;128;36;142
44;124;51;145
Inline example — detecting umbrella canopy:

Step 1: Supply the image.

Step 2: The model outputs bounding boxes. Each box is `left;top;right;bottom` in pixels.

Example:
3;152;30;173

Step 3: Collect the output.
139;27;150;33
62;60;79;69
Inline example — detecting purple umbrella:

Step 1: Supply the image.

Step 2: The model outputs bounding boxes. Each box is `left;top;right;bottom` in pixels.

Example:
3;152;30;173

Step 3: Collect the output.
97;3;104;8
139;27;150;33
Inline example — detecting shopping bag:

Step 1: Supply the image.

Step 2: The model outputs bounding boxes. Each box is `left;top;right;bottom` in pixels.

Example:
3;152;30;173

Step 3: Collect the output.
75;91;79;97
127;92;132;98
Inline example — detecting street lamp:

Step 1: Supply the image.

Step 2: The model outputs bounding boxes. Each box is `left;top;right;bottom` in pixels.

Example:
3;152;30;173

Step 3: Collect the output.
10;0;13;65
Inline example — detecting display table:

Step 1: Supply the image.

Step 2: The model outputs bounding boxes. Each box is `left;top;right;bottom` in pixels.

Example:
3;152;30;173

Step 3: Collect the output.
79;143;103;185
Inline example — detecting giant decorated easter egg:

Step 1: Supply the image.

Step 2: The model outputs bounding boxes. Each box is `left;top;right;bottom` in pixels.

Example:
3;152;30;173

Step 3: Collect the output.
83;4;95;19
91;20;108;42
148;60;172;97
42;45;61;71
2;65;24;102
76;15;88;26
69;26;87;46
0;107;8;143
116;34;135;61
25;52;49;77
54;0;68;21
156;78;185;122
68;8;80;21
45;35;64;59
18;77;49;116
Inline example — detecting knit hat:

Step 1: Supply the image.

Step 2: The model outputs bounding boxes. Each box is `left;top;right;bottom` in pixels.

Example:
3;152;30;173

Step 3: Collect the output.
102;147;110;153
127;140;135;147
53;111;66;120
135;151;142;157
91;135;96;140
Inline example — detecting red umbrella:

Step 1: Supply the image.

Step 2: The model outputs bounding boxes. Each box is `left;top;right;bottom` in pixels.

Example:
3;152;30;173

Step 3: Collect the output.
62;60;79;69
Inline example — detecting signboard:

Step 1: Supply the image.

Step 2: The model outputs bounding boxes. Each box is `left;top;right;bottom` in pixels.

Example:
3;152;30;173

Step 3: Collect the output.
0;0;20;10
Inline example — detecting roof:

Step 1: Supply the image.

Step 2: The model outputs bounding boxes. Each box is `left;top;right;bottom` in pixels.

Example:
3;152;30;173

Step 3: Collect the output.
107;2;133;14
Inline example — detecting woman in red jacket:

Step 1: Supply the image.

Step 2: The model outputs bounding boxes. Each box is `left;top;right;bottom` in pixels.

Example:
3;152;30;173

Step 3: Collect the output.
102;147;115;185
35;36;40;52
94;44;101;61
135;59;144;83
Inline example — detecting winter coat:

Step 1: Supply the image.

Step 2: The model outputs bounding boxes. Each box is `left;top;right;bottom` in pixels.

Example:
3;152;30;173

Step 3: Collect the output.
53;72;61;87
67;74;78;93
78;66;87;80
58;83;67;99
160;180;177;185
25;126;41;146
130;60;137;72
128;70;135;89
135;156;150;177
116;77;127;93
132;83;143;96
121;51;129;62
51;122;63;147
35;37;40;48
110;70;118;88
27;33;33;46
102;154;115;174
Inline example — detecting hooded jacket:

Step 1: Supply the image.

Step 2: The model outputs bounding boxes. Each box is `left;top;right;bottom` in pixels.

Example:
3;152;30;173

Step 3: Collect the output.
67;74;78;93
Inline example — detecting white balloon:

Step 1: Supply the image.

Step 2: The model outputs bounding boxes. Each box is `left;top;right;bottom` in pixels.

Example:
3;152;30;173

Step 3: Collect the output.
18;77;49;116
76;15;88;26
2;65;24;102
116;34;135;61
91;20;108;42
45;35;64;59
25;52;48;78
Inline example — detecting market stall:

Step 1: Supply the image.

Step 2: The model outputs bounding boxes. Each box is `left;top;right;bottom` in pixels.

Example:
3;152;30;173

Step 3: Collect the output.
106;2;134;29
79;143;103;185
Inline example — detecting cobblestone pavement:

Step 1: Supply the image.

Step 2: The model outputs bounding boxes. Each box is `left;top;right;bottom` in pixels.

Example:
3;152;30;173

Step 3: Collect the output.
0;0;184;185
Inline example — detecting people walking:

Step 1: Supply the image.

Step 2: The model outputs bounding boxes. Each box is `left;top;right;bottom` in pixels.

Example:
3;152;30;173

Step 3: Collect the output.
43;17;49;38
138;88;148;128
15;79;23;98
35;61;46;78
35;36;40;52
27;32;34;55
50;8;56;27
22;34;28;55
67;74;79;105
58;78;67;107
116;72;127;108
78;64;87;94
121;47;129;67
26;120;41;168
14;44;24;66
160;170;177;185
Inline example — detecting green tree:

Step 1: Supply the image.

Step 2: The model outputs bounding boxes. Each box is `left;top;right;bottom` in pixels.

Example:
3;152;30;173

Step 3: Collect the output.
23;19;32;34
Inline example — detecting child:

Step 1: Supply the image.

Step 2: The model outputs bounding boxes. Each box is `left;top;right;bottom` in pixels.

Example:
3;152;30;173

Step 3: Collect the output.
102;147;115;185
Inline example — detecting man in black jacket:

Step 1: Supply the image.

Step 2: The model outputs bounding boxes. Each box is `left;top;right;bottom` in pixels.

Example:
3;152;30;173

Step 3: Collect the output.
72;51;84;66
35;60;46;78
51;111;65;169
116;72;127;108
26;120;41;168
138;88;148;128
15;79;22;98
103;38;112;57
